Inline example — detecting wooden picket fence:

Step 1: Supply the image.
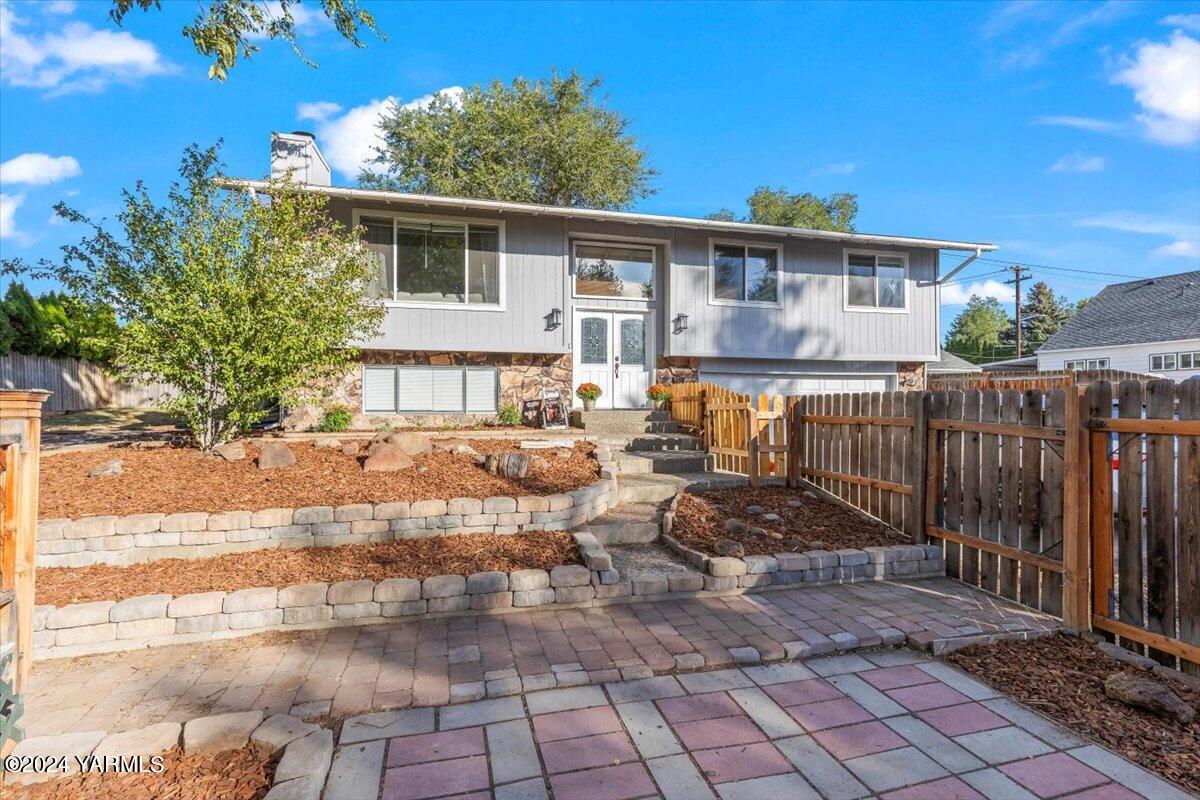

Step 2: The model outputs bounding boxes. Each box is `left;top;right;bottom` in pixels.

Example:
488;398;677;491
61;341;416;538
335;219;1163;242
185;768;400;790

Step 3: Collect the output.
929;368;1153;392
667;379;1199;672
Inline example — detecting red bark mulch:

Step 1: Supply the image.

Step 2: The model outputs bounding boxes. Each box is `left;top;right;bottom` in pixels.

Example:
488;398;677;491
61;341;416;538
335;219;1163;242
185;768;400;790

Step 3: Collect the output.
946;635;1199;796
8;745;278;800
40;439;599;519
671;487;908;556
36;532;581;606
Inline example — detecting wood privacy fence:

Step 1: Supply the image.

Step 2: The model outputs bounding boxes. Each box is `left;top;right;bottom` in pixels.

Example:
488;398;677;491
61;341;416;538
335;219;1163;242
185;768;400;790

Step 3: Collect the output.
0;354;172;413
668;379;1199;671
929;368;1154;392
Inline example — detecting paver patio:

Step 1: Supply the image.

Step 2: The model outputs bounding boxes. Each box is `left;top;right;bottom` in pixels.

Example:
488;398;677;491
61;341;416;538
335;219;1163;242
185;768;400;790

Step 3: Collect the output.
324;652;1194;800
24;578;1057;740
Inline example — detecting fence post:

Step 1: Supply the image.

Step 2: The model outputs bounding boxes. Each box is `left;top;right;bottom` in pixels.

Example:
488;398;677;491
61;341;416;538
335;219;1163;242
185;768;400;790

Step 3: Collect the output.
908;391;930;542
699;389;708;443
1062;387;1091;630
747;404;761;487
787;396;802;488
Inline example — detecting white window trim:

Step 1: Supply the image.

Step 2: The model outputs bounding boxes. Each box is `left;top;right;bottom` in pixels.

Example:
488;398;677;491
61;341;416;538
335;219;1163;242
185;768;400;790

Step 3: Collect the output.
1179;351;1199;369
361;364;498;414
352;208;507;313
842;249;910;314
1150;352;1179;371
707;238;784;308
1065;358;1109;370
571;239;656;301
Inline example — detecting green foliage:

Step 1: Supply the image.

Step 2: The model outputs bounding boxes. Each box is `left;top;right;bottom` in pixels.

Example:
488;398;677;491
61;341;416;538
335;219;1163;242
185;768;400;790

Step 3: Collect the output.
317;404;353;433
109;0;383;80
1020;281;1075;353
710;187;859;232
364;71;657;210
0;283;118;361
32;142;385;450
496;402;522;427
944;295;1013;362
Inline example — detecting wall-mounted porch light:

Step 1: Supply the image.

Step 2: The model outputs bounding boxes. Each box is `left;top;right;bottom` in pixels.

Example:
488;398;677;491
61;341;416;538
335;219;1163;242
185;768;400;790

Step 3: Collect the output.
673;313;689;334
546;307;563;331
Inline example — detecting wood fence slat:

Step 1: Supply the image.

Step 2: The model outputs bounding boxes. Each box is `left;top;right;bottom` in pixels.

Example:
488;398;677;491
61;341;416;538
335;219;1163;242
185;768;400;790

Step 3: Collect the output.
999;389;1022;601
1087;383;1114;625
848;393;862;511
1116;380;1145;650
926;525;1065;574
881;391;895;530
961;389;982;587
944;391;964;580
1019;390;1044;608
868;391;882;520
978;389;1001;593
1041;390;1066;617
1145;378;1176;665
907;391;928;542
889;391;907;533
1178;379;1200;675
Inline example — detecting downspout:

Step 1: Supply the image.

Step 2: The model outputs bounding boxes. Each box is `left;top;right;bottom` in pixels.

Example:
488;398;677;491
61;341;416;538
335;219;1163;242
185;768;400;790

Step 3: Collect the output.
937;247;982;285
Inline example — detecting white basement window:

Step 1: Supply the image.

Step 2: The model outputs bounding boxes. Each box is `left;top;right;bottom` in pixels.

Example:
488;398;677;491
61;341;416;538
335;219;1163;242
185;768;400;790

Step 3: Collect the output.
363;366;498;413
1064;358;1109;370
359;215;502;307
1149;353;1178;371
844;251;907;310
710;240;781;304
1179;351;1198;369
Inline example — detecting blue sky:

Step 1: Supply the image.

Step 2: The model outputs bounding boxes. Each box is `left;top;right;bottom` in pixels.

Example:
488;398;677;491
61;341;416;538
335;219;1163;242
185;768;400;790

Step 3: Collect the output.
1;0;1198;342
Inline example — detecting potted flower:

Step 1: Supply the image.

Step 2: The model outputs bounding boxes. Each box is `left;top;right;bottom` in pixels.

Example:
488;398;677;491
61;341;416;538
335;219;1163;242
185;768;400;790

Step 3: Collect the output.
647;383;672;411
576;382;602;411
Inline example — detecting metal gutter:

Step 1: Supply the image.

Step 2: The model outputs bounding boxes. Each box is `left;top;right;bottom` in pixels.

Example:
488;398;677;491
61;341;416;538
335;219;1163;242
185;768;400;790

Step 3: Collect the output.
218;178;999;253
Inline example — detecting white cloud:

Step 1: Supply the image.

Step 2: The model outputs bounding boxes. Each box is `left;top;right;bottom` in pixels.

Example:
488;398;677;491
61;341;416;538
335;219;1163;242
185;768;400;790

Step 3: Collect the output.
1113;31;1200;145
984;0;1135;70
1048;152;1105;172
0;2;171;95
940;278;1016;306
0;193;25;242
1077;210;1200;259
44;1;77;14
1161;13;1200;34
297;87;464;178
1035;115;1124;133
0;152;81;185
813;161;857;176
1152;240;1198;257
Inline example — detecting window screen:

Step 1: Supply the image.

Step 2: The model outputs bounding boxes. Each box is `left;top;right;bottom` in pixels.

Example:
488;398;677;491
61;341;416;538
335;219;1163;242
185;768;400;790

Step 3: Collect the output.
369;365;497;413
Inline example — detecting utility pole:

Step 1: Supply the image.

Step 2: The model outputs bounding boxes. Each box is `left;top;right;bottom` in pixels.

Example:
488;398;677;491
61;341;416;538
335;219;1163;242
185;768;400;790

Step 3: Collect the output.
1004;265;1032;357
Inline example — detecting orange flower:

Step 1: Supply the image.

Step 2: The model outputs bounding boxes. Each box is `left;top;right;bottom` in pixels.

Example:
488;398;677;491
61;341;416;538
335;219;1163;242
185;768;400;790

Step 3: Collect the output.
576;382;603;400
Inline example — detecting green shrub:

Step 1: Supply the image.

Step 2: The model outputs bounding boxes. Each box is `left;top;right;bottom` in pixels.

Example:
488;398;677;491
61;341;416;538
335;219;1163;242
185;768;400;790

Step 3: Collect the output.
317;404;353;432
497;402;522;426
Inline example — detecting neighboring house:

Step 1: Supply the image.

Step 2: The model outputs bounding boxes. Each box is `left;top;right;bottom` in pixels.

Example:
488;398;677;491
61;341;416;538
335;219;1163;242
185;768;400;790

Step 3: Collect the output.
979;355;1038;373
1036;270;1200;381
927;350;983;375
246;132;997;427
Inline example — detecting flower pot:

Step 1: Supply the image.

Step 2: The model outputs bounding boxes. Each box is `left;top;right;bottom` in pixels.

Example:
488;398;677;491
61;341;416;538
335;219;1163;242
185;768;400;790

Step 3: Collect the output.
583;398;597;411
652;398;667;411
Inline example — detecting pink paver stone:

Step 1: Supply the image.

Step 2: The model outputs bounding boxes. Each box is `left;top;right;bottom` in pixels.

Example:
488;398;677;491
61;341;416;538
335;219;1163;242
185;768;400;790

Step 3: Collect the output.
388;727;485;767
1059;784;1146;800
672;714;765;750
787;697;874;732
533;705;623;743
763;678;844;707
886;682;971;712
550;762;657;800
540;731;640;774
860;665;938;691
917;702;1009;737
382;755;490;800
657;691;742;723
999;753;1109;798
437;794;492;800
813;720;907;760
692;741;793;784
881;776;987;800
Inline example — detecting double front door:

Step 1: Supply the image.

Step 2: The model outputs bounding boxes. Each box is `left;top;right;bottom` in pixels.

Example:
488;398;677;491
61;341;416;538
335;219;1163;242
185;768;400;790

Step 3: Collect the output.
573;311;653;409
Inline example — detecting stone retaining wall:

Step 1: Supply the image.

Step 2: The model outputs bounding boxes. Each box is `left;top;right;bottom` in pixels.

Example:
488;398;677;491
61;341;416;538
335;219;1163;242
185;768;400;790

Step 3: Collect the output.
36;475;619;569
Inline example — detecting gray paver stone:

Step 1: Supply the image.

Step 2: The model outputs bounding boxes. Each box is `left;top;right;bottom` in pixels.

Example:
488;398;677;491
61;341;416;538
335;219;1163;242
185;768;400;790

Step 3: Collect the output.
274;729;333;783
227;609;284;629
284;605;333;625
381;600;427;617
486;718;541;784
340;708;435;743
708;557;747;577
513;588;556;607
427;595;471;613
116;618;176;639
176;613;229;634
183;710;264;756
743;554;779;573
323;741;385;800
250;714;320;755
93;722;181;758
554;585;595;604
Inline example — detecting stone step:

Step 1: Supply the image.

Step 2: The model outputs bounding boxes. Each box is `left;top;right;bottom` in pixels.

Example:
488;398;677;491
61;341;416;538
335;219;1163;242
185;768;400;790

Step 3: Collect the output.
586;503;662;545
571;410;680;435
616;472;748;503
625;434;705;452
613;451;709;475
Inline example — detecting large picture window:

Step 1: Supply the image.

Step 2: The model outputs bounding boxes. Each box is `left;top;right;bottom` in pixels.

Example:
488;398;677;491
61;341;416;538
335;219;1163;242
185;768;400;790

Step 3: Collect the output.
363;365;498;413
573;242;654;299
359;215;501;307
710;241;780;304
845;251;907;310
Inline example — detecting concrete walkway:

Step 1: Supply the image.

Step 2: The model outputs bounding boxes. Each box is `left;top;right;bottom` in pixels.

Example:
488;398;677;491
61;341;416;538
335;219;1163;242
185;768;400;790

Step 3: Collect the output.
24;578;1056;740
325;651;1192;800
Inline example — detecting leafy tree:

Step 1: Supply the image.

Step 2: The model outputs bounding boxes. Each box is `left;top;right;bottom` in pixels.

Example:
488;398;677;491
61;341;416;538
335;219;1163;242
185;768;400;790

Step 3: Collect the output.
30;143;384;450
1;283;47;356
943;295;1012;362
109;0;383;80
709;187;858;231
0;300;15;357
1020;281;1075;353
364;71;657;210
0;283;121;361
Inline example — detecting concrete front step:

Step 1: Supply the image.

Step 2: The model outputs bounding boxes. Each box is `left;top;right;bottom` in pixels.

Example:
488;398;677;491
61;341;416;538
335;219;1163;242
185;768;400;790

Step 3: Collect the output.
586;503;662;545
616;472;748;503
625;434;705;452
613;450;709;475
571;409;680;435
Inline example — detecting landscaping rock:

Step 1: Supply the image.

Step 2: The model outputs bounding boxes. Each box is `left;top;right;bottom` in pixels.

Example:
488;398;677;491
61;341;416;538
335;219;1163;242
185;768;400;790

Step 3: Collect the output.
762;513;782;522
362;444;414;472
341;442;360;456
88;458;123;477
258;442;296;469
251;714;320;756
1104;672;1195;724
183;710;264;756
313;437;342;448
94;722;181;758
274;729;334;783
746;505;765;514
787;499;804;508
724;518;749;535
714;538;745;558
385;432;433;456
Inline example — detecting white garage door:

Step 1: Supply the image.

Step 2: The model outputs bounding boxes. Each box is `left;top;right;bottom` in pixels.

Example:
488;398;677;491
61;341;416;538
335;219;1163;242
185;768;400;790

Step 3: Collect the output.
698;371;896;397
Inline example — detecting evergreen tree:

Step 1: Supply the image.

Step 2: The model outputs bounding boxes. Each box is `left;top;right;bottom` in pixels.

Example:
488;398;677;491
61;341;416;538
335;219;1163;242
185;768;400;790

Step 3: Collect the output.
1020;281;1074;353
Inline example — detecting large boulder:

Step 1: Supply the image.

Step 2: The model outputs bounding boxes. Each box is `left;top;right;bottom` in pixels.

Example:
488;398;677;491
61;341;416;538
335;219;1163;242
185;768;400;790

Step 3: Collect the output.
257;442;296;469
214;441;246;462
1104;672;1194;724
385;433;433;456
362;444;414;472
313;437;342;449
88;458;123;477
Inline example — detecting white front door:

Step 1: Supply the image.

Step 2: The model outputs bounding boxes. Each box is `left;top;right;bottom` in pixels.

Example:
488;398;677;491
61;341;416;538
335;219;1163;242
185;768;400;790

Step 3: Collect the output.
574;311;653;409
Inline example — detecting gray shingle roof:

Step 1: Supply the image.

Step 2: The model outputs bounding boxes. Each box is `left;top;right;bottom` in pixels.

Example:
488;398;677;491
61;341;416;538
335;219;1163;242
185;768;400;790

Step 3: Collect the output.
928;350;983;373
1040;270;1200;351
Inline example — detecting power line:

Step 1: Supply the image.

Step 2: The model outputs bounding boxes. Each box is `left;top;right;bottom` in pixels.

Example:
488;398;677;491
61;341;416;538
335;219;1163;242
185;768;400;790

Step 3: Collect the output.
939;251;1145;281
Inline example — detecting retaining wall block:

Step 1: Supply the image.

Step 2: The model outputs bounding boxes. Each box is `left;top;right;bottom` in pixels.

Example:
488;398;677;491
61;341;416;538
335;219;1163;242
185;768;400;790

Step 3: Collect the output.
223;588;279;613
668;575;704;593
804;567;835;582
426;515;463;530
773;570;807;585
208;511;252;531
37;539;84;555
327;580;375;605
739;573;772;588
921;558;947;574
252;508;293;528
427;596;470;613
34;629;56;649
594;582;632;599
470;591;513;610
87;535;133;552
743;555;779;574
466;571;508;594
293;506;334;525
546;494;572;512
47;600;115;629
269;525;310;540
351;520;388;535
284;605;333;625
512;589;556;607
508;569;549;591
707;557;748;578
168;592;227;618
836;549;869;567
381;600;427;617
227;609;284;629
66;516;116;539
410;499;447;518
897;545;926;561
703;575;738;591
775;553;810;571
278;583;329;608
597;570;621;585
550;565;591;587
422;574;466;599
161;512;209;533
447;498;483;515
110;594;172;622
56;622;116;646
891;561;920;576
334;504;373;522
374;578;420;603
34;605;51;631
863;546;899;564
115;513;165;535
332;602;381;620
38;519;69;540
554;585;595;604
517;496;549;513
632;577;668;596
482;496;517;514
373;502;409;520
133;532;181;548
312;522;351;537
116;617;176;640
805;550;839;569
175;613;229;634
181;530;227;546
226;528;271;543
462;514;498;527
923;544;943;559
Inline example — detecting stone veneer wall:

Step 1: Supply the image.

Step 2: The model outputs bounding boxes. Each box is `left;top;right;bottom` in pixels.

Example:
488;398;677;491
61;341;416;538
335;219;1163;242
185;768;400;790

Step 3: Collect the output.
655;355;700;386
285;349;573;429
896;361;926;390
36;475;618;569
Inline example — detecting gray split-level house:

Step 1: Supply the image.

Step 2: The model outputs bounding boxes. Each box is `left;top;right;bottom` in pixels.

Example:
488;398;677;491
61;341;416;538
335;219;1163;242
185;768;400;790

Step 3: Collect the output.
247;132;997;428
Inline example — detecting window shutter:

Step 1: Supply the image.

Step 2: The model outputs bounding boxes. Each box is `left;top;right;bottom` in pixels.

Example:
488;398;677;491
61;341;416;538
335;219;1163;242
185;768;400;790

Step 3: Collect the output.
363;367;397;412
396;367;434;411
465;368;498;412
